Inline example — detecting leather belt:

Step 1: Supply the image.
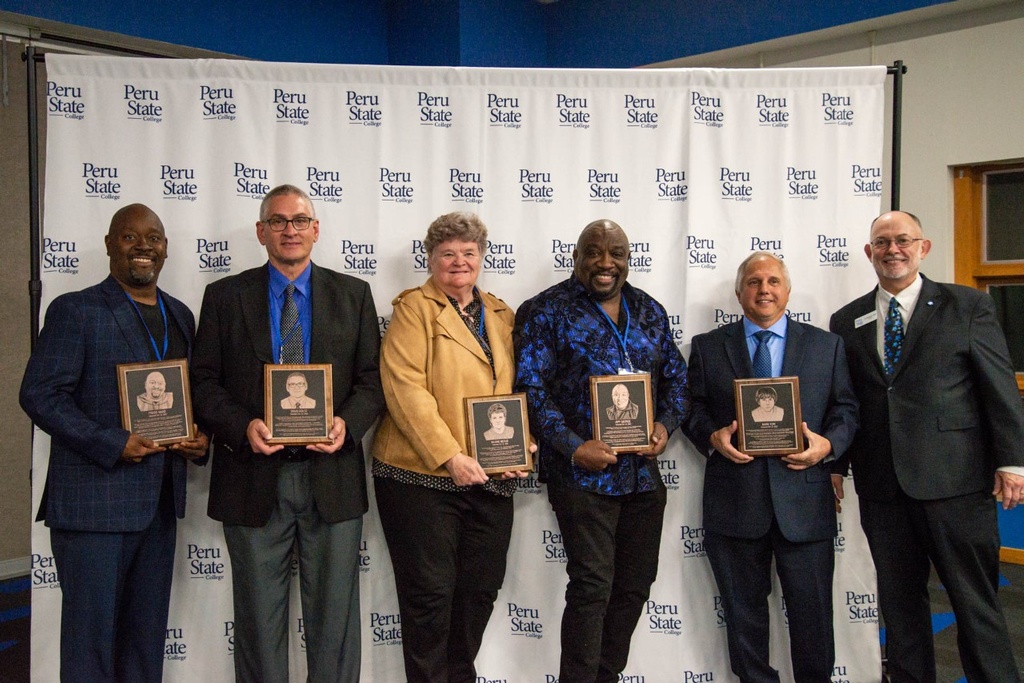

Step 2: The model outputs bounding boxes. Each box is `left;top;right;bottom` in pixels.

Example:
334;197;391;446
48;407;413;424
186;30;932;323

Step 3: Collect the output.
280;446;311;462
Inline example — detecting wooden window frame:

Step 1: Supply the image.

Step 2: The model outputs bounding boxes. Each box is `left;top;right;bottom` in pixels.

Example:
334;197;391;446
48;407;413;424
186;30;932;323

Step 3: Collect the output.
953;161;1024;393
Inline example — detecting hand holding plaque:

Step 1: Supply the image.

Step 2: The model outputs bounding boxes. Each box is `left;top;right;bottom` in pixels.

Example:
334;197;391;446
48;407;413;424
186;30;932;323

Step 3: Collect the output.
117;359;195;445
264;364;334;445
734;376;804;456
590;374;654;453
464;394;533;475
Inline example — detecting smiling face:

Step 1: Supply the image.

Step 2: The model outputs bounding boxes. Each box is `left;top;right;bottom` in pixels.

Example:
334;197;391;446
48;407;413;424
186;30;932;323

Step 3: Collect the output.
105;204;167;290
574;221;630;302
866;211;931;294
286;374;308;398
611;384;630;410
257;192;319;273
737;255;791;329
429;239;482;298
144;372;166;399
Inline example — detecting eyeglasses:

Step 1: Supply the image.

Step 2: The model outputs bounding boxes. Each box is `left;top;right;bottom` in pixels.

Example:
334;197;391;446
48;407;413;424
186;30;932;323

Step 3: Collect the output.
870;236;924;250
263;216;314;232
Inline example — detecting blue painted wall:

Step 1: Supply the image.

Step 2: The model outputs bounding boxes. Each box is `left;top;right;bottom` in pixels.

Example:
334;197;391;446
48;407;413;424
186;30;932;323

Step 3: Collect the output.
1;0;389;63
385;0;461;66
543;0;952;67
2;0;952;66
459;0;548;68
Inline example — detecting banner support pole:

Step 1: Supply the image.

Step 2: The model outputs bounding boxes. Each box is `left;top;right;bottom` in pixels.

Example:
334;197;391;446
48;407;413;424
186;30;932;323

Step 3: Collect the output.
887;60;908;210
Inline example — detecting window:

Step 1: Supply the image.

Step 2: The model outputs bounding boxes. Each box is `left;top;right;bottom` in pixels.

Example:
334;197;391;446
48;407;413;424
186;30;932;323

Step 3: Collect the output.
953;161;1024;392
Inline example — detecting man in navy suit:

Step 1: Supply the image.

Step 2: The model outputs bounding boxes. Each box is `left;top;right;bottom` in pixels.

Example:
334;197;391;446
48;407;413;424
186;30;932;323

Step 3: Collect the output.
20;204;208;682
830;211;1024;682
191;185;384;682
683;252;858;683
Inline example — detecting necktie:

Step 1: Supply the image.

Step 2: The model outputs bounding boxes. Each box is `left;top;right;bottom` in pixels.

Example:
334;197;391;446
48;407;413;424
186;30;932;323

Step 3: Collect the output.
884;297;904;375
280;283;303;364
752;330;773;378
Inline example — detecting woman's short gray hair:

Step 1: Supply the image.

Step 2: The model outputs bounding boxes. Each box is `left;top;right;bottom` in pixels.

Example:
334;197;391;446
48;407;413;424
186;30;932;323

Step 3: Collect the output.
424;212;488;257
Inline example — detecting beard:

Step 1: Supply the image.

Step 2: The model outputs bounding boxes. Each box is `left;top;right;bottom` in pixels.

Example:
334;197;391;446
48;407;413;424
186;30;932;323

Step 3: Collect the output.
125;266;157;286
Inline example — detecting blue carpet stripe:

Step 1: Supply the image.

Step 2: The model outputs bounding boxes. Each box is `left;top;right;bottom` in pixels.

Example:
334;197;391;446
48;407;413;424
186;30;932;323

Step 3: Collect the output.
0;605;30;623
931;611;956;633
0;578;30;594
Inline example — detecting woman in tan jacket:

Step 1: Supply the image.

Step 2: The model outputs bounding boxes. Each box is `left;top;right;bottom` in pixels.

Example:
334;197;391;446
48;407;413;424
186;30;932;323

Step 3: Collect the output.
372;212;529;683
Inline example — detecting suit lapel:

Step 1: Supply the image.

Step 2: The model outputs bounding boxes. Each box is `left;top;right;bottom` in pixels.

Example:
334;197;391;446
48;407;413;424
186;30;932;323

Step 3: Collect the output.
310;266;324;363
780;319;806;376
424;279;490;366
309;264;337;363
724;321;753;379
483;293;512;381
240;267;274;364
437;306;490;366
848;289;885;379
102;276;154;363
159;290;193;358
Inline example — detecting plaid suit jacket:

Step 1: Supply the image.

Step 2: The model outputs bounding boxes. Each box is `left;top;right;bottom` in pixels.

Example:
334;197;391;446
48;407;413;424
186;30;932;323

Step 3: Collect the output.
21;275;196;532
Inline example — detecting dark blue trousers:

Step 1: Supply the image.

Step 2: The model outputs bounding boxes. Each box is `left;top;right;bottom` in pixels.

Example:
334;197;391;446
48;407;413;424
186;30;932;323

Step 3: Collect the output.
50;491;176;683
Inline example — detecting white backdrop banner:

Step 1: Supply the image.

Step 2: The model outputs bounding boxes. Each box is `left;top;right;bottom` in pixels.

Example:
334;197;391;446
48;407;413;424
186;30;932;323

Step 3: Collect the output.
34;55;886;682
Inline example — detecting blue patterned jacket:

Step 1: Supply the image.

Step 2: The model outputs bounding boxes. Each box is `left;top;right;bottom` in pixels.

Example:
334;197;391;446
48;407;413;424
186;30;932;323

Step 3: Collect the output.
514;276;688;495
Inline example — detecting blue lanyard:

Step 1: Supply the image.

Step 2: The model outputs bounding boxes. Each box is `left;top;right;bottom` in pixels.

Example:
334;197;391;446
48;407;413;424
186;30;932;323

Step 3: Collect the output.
126;291;169;361
476;299;487;345
593;296;634;372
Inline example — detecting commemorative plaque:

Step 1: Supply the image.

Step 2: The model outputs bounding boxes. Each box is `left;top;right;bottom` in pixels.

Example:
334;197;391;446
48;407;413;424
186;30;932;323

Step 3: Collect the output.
590;373;654;454
464;393;533;475
117;358;195;445
264;364;334;445
734;376;804;456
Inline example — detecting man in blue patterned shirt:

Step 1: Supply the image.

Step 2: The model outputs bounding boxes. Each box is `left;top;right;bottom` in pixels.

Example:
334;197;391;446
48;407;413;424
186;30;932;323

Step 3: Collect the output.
515;219;688;682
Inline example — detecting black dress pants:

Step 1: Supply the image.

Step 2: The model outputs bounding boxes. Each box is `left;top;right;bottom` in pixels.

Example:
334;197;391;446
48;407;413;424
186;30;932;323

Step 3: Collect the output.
860;489;1021;683
375;476;514;683
547;483;666;683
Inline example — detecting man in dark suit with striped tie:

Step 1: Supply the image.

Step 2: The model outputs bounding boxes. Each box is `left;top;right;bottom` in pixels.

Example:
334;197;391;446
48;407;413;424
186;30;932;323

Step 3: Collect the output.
191;184;384;683
830;210;1024;682
20;204;208;682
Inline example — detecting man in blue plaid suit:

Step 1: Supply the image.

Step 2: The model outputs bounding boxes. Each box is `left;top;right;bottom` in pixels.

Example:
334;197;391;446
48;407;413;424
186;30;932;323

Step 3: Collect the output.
20;204;208;683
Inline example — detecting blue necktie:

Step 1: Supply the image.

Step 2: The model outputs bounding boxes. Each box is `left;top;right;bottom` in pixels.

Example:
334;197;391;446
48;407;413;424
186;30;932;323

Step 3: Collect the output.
280;283;303;364
884;297;903;375
752;330;773;378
